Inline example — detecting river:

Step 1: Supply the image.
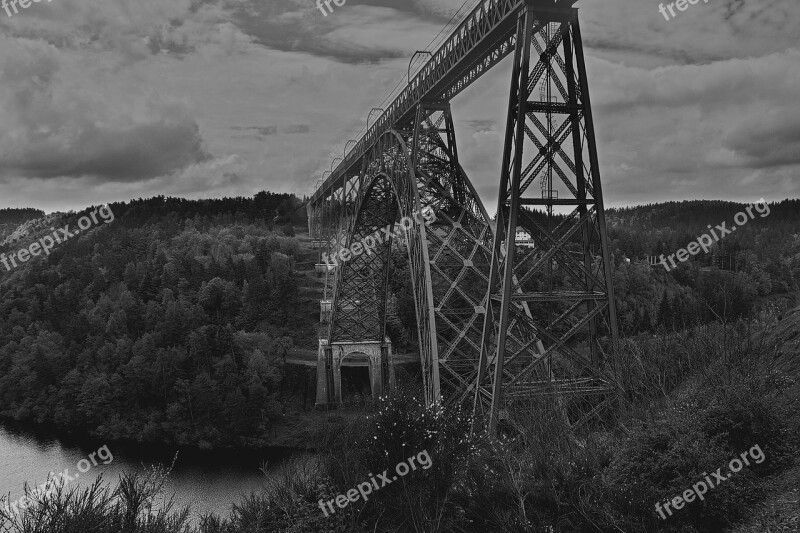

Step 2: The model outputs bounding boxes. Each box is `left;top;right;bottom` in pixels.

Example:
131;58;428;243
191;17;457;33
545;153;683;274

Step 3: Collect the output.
0;423;296;523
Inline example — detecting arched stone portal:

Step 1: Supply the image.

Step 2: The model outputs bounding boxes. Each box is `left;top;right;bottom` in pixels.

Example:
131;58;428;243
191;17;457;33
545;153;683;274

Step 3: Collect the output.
316;339;395;407
339;352;372;402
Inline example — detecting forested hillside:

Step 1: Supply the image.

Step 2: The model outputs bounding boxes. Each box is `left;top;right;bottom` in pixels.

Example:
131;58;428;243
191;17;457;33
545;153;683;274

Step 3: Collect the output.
0;194;310;448
606;200;800;336
0;208;46;246
0;208;44;226
607;200;800;287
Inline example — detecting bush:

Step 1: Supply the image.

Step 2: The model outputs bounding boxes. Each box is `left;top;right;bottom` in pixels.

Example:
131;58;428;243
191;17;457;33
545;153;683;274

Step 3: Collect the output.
460;396;615;532
601;338;799;532
203;457;365;533
316;385;478;532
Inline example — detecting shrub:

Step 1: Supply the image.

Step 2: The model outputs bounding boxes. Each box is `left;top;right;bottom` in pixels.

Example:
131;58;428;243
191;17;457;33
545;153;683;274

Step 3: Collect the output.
602;369;798;532
460;396;615;532
316;384;478;532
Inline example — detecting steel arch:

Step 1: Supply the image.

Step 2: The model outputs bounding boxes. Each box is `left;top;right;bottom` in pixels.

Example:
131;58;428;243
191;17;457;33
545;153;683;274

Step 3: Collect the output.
327;107;546;407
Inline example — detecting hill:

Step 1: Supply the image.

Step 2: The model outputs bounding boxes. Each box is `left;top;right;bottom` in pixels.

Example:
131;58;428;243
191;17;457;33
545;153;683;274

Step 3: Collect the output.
0;193;312;449
0;208;47;246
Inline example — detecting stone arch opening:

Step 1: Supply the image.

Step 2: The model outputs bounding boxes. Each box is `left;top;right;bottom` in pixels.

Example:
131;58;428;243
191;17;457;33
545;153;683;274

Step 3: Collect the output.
340;351;371;403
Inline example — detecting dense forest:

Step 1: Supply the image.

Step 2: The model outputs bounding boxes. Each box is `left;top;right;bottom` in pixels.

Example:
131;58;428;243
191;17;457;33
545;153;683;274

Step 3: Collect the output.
0;208;48;247
606;200;800;335
0;193;309;448
0;209;45;226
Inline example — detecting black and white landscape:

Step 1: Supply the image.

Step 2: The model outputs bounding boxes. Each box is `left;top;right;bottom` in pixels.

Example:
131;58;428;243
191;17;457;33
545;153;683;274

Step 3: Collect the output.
0;0;798;532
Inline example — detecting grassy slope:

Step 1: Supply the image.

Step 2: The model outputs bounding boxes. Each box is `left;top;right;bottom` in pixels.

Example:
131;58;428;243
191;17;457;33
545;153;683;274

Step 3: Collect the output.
729;305;800;532
731;463;800;532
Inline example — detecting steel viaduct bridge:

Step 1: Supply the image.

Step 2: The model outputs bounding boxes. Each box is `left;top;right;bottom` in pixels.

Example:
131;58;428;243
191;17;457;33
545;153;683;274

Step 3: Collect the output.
307;0;619;433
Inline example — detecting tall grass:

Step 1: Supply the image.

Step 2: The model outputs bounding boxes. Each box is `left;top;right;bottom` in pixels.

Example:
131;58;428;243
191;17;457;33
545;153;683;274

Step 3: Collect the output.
0;461;190;533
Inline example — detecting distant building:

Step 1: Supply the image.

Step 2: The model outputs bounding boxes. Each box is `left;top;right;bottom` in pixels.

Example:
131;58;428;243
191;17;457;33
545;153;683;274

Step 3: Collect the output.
514;229;536;249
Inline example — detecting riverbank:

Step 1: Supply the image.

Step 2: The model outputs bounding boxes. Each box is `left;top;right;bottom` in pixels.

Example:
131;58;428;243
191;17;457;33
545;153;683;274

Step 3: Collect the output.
0;405;366;453
0;421;301;523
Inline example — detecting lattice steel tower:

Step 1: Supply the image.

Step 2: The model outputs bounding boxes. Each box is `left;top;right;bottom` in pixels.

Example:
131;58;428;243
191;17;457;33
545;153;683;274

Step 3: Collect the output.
474;3;619;433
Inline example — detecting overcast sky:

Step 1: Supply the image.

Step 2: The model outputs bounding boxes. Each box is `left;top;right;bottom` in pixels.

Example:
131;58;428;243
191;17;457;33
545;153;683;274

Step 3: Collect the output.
0;0;797;212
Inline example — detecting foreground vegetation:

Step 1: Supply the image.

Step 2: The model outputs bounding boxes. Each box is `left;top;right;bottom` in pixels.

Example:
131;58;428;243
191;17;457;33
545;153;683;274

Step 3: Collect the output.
2;316;798;532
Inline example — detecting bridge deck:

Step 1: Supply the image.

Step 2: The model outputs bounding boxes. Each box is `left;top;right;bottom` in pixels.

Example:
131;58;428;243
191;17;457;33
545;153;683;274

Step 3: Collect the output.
311;0;577;203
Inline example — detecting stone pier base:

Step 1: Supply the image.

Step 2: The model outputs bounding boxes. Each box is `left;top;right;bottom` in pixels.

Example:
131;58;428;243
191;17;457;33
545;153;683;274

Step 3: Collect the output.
316;338;394;408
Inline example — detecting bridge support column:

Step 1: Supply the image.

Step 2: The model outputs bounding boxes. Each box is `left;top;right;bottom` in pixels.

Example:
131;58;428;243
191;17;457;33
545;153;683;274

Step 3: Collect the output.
475;4;618;434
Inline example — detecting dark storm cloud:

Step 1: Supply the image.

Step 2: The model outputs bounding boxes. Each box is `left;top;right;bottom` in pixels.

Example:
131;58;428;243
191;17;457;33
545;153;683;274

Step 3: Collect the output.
1;113;210;182
229;0;435;63
0;38;210;183
723;110;800;169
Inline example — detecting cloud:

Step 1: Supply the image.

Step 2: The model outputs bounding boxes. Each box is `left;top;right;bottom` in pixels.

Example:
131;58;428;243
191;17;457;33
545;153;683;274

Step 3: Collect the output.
282;124;310;134
0;0;796;212
723;108;800;168
585;48;800;181
232;126;279;136
0;37;210;182
16;109;209;181
230;0;449;63
466;119;497;133
577;0;800;67
231;124;310;137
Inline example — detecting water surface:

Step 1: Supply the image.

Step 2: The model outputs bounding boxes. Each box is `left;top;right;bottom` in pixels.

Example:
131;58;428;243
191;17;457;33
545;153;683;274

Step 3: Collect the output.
0;423;293;522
